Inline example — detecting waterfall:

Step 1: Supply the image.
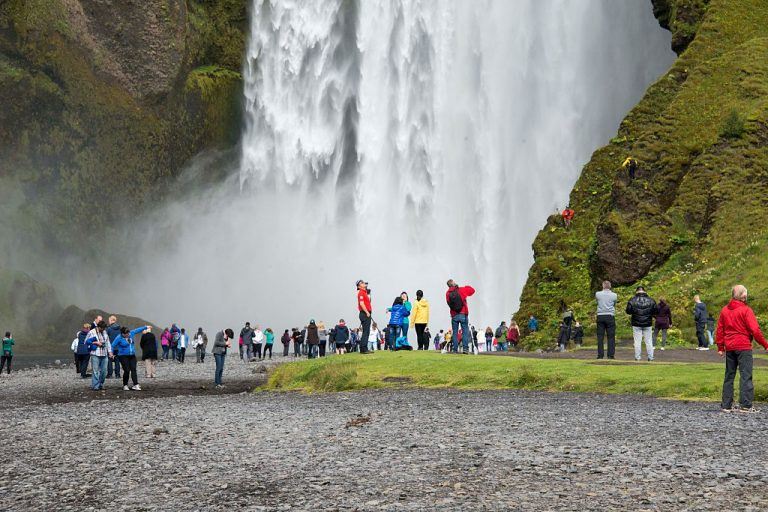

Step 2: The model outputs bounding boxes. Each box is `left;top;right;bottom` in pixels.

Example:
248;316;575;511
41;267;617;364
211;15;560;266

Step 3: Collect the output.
101;0;674;331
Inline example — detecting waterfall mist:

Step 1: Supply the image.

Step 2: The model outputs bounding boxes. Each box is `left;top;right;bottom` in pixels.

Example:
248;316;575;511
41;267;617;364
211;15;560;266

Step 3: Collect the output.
98;0;674;332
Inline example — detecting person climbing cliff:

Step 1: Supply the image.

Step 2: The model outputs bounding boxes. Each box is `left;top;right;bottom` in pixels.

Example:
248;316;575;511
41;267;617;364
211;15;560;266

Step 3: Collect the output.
622;156;638;181
561;207;575;229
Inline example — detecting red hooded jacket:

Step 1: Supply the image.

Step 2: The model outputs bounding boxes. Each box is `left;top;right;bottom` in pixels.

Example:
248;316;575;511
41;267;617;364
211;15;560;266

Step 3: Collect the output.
446;286;476;317
715;299;768;352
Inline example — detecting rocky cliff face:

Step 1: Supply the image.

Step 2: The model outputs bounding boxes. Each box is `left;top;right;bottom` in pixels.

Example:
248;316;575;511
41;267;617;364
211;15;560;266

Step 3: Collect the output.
517;0;768;345
0;0;246;267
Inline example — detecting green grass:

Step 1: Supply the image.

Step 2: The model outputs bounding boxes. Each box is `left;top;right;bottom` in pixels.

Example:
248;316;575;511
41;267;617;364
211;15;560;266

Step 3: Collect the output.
264;352;765;402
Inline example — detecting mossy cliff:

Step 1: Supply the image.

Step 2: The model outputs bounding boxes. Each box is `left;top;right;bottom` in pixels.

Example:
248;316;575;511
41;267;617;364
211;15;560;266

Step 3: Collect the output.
0;0;246;264
517;0;768;346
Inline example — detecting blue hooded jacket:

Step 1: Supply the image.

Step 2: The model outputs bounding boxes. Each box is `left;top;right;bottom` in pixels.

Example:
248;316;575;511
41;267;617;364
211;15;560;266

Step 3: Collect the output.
388;304;410;326
111;327;149;357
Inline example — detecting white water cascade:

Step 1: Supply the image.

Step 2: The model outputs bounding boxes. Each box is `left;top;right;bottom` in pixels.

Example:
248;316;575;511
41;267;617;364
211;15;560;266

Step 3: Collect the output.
101;0;674;332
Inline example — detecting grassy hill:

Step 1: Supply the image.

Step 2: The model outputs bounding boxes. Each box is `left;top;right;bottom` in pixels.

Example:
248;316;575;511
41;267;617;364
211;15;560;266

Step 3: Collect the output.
516;0;768;346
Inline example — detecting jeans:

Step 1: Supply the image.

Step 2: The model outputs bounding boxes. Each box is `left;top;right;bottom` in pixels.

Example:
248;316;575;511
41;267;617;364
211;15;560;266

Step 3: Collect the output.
90;355;108;390
415;324;427;350
283;342;290;357
107;356;120;378
653;326;668;347
451;314;470;352
171;347;177;361
696;322;708;348
596;315;616;359
401;322;409;338
367;340;376;352
632;326;653;361
214;353;226;385
497;342;508;352
294;342;302;357
388;324;401;350
0;353;12;374
308;344;319;359
359;311;372;353
263;344;273;359
161;345;169;359
722;350;754;409
243;343;252;362
707;330;714;346
119;355;138;386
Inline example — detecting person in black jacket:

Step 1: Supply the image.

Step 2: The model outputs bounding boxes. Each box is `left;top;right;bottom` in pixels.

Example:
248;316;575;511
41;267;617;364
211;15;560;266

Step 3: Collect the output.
626;286;658;362
572;321;584;347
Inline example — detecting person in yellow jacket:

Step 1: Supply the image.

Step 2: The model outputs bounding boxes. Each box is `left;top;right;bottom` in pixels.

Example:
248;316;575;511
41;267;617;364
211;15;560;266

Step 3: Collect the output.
622;156;638;181
411;289;431;350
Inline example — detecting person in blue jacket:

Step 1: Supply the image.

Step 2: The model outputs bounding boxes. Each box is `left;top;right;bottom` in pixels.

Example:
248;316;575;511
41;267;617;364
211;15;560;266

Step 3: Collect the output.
528;315;538;332
106;316;122;379
111;325;149;391
386;297;410;351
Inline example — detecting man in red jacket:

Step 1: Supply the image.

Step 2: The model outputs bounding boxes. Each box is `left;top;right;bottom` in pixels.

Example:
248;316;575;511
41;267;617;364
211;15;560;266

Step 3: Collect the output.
716;284;768;413
446;279;476;354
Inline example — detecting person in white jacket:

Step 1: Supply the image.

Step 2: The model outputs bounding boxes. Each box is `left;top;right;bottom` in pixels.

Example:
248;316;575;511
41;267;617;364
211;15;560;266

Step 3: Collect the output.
177;328;189;363
252;326;265;360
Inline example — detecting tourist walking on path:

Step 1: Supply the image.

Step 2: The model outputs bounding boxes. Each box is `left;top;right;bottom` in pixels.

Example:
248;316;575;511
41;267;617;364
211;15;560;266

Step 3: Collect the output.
281;329;291;357
253;325;264;360
653;299;672;350
212;329;234;388
85;320;113;390
112;326;149;390
707;314;716;346
495;322;508;352
194;328;208;363
75;323;91;378
306;320;320;359
717;285;768;413
507;321;520;349
333;320;349;355
626;286;658;361
694;295;709;350
411;290;430;350
357;280;372;354
387;297;410;350
240;322;254;362
106;316;121;379
177;328;189;363
595;281;618;359
263;328;274;359
446;279;475;354
140;327;158;378
317;322;327;357
161;328;171;360
1;332;14;374
528;315;538;333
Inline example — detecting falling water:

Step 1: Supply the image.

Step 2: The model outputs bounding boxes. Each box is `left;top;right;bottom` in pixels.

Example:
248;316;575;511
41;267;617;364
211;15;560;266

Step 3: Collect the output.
100;0;674;332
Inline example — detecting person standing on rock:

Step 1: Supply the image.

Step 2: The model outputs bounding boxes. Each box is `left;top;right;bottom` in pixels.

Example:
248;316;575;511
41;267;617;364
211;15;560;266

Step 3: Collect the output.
106;316;122;380
240;322;254;363
85;320;113;391
140;327;159;378
446;279;475;354
193;328;208;363
212;328;234;388
694;295;709;350
1;331;14;374
626;286;658;362
411;290;430;350
717;285;768;413
306;320;320;359
357;280;372;354
281;329;291;357
263;328;274;359
595;281;618;360
252;325;265;360
653;298;672;351
112;325;149;391
160;328;171;360
75;323;92;378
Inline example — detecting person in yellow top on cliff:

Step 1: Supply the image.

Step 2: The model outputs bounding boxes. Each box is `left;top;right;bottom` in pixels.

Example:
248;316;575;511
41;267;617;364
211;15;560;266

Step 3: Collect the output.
622;156;638;181
411;289;431;350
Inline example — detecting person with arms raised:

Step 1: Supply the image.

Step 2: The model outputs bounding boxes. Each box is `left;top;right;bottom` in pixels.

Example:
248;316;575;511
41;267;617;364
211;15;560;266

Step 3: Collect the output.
112;325;149;390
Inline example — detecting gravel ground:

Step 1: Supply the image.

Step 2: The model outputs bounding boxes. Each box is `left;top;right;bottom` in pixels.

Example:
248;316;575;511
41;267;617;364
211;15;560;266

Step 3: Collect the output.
2;360;767;511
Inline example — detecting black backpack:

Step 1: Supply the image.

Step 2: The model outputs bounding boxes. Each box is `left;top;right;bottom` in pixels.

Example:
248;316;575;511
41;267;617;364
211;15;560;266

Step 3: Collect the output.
447;288;464;312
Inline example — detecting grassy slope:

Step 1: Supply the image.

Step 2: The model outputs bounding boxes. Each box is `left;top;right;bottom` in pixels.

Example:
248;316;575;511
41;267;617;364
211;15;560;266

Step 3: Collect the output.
517;0;768;346
265;352;768;402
